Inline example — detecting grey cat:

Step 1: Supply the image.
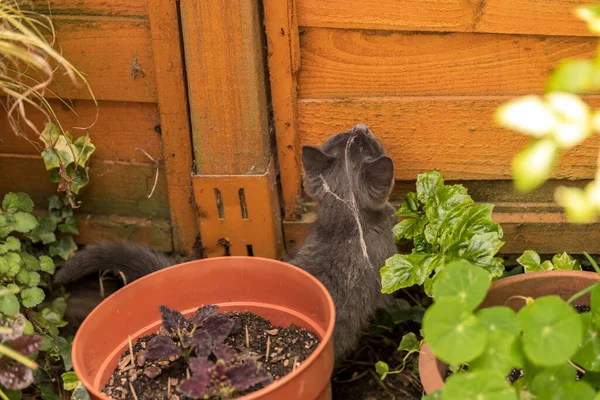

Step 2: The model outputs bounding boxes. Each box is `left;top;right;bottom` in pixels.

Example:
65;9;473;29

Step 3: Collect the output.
54;123;397;364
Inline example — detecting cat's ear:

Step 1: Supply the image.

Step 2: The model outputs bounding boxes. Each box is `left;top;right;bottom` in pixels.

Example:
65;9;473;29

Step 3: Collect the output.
302;145;334;175
364;156;394;187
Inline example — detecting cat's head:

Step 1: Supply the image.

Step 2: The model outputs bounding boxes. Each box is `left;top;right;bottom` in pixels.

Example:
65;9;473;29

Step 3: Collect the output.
302;123;394;210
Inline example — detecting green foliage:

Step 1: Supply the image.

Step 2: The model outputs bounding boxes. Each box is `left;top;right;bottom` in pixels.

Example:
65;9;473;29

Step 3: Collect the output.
422;261;600;399
517;250;581;272
381;171;504;296
0;192;81;398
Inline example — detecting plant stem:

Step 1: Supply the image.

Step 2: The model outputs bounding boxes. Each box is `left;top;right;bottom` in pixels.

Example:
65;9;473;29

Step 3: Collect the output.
568;282;599;304
0;387;9;400
0;343;37;370
583;251;600;275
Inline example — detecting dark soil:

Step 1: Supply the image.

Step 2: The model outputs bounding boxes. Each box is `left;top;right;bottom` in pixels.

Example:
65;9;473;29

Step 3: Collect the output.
102;311;320;400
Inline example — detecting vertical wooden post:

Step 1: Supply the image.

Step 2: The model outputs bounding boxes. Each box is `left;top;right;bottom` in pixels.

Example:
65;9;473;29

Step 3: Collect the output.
180;0;284;258
148;0;200;255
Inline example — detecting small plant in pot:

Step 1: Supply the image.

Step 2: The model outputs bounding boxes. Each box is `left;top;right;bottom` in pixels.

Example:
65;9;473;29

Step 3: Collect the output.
418;259;600;399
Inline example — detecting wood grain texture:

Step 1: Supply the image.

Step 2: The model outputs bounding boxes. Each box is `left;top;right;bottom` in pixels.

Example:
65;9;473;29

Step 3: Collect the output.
47;17;156;102
263;0;302;220
0;100;162;162
297;28;597;99
297;97;600;180
283;211;600;255
180;0;271;174
297;0;595;37
149;0;199;254
0;155;170;218
32;0;148;17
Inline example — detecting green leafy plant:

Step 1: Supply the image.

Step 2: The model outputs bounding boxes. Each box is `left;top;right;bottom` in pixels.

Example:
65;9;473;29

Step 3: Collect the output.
380;170;505;296
495;3;600;223
517;250;581;272
0;192;80;398
420;259;600;400
1;1;97;205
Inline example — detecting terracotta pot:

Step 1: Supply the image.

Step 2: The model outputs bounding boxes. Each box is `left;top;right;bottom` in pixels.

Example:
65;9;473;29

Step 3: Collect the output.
72;256;336;400
419;270;600;394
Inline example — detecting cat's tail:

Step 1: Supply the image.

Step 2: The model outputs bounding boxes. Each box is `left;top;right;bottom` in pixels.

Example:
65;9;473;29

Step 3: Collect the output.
53;241;175;285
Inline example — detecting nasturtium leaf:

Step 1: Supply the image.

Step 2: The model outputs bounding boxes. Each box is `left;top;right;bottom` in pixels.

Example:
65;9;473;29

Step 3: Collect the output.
531;365;593;400
202;315;235;343
518;296;582;366
552;252;580;271
0;292;20;315
443;370;517;400
395;192;421;218
2;193;33;214
393;217;427;240
225;361;272;391
39;256;55;274
398;332;420;353
422;391;443;400
12;212;37;233
511;139;557;192
416;170;444;205
572;313;600;371
49;236;77;260
431;261;491;312
476;307;521;336
158;305;187;335
145;335;181;361
380;253;431;294
0;237;21;255
21;287;45;308
0;363;33;390
469;331;519;376
61;371;79;391
422;298;487;364
375;361;389;380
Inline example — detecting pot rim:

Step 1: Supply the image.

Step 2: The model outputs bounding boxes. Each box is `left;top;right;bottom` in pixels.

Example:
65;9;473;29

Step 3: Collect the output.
72;256;336;400
418;269;600;394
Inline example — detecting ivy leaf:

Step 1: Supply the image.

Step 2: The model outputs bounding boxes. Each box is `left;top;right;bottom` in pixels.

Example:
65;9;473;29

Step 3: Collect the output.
49;236;77;260
476;307;520;336
416;170;444;205
70;382;91;400
58;216;79;235
443;370;517;400
21;287;45;308
2;193;33;214
0;237;21;255
12;212;37;233
201;315;235;343
552;252;580;271
70;167;90;195
517;250;553;273
380;253;431;294
39;256;55;274
393;217;427;241
572;313;600;371
145;335;181;361
39;384;61;400
225;361;272;391
398;332;420;353
73;136;96;167
41;148;60;170
56;336;73;371
375;361;389;380
395;192;421;218
431;261;491;312
0;364;33;390
422;298;487;364
27;217;57;245
61;371;79;391
518;296;582;366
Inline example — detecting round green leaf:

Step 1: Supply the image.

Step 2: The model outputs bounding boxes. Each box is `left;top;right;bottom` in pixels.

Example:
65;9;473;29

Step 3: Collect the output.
21;287;45;308
432;260;491;312
469;331;519;376
573;313;600;371
476;307;521;336
12;212;38;233
0;292;20;315
375;361;389;380
518;296;582;366
443;370;517;400
512;139;557;192
532;369;595;400
423;298;487;364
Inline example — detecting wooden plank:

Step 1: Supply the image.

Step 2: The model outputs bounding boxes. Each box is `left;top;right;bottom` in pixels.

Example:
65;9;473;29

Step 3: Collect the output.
46;18;156;102
179;0;271;174
148;0;199;254
32;0;149;17
0;100;162;162
297;97;600;180
297;0;595;37
0;155;170;219
263;0;302;220
283;212;600;255
297;28;597;99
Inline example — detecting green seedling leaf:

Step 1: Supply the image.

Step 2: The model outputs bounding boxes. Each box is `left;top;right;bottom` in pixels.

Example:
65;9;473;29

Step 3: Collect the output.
398;332;420;353
393;217;427;240
572;313;600;371
517;250;553;272
50;236;77;260
380;253;431;294
511;139;557;192
12;212;38;233
531;365;593;400
416;170;444;205
21;287;45;308
0;236;21;255
518;296;582;366
62;371;79;391
422;391;443;400
443;370;517;400
552;252;580;270
422;298;487;364
432;261;491;312
469;331;518;376
476;307;520;336
375;361;389;380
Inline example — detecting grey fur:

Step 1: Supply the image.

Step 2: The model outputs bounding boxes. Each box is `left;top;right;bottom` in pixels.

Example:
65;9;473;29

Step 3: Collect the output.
53;123;396;365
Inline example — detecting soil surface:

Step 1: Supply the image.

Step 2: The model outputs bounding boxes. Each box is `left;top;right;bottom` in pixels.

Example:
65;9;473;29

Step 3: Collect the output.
102;312;319;400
